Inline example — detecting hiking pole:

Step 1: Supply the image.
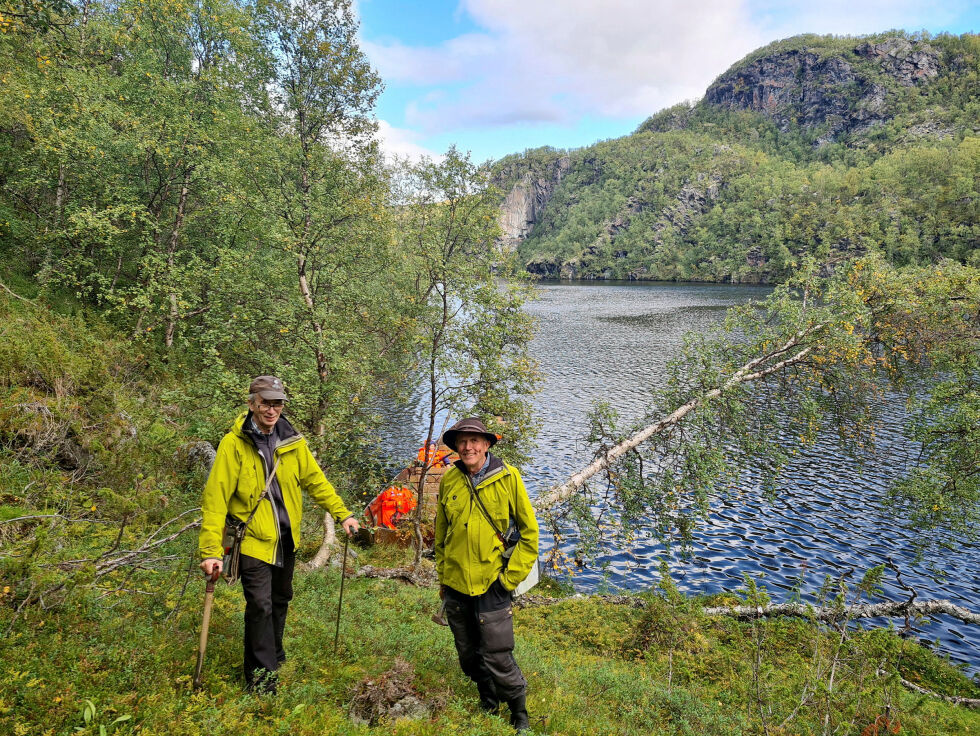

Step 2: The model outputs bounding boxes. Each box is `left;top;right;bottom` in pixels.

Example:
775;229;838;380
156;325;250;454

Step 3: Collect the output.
333;531;350;654
193;567;221;689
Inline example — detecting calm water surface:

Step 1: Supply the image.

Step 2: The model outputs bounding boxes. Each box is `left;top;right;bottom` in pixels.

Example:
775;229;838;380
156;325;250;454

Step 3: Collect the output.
385;280;979;674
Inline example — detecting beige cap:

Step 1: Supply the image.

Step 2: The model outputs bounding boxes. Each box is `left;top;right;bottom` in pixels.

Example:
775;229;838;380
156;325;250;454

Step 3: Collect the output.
249;375;288;401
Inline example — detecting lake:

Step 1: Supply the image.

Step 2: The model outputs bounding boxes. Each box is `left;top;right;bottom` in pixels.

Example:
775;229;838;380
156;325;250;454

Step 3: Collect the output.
386;280;980;674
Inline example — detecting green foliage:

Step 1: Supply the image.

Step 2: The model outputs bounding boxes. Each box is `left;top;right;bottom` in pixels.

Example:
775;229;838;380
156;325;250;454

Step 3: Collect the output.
5;541;977;736
0;0;418;481
500;32;980;283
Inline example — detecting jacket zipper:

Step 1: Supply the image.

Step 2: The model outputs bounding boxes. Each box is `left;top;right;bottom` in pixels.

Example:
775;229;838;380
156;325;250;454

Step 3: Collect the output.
254;450;282;567
265;434;302;566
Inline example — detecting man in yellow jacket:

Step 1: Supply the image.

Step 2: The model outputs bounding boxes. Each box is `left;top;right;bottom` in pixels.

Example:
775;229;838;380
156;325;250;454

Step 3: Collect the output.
198;376;359;692
435;417;539;732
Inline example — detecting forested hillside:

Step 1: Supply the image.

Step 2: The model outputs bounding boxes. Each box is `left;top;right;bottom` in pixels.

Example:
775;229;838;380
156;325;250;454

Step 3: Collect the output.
494;32;979;282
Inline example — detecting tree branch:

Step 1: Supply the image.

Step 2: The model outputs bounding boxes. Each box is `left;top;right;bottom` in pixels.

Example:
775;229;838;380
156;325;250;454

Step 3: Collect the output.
535;325;823;512
0;279;37;305
894;674;980;709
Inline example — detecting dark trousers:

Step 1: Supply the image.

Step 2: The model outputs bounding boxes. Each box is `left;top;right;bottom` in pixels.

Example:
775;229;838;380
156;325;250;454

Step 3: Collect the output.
239;537;294;689
444;580;527;702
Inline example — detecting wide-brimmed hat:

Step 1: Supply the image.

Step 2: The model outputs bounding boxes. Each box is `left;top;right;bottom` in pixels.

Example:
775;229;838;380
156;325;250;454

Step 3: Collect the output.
442;417;498;451
249;375;288;401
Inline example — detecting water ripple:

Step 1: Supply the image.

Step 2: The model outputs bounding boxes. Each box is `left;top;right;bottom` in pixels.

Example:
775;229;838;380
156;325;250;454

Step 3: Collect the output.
522;281;979;675
378;280;979;675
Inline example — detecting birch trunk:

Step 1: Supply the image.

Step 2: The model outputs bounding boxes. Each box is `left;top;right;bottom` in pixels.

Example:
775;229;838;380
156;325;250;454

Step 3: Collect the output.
534;324;824;512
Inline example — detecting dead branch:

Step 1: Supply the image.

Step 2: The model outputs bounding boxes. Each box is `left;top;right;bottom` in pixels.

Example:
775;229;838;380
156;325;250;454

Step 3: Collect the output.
700;599;980;626
0;279;37;305
94;510;201;576
357;564;438;588
0;514;119;525
534;324;823;512
895;675;980;709
515;594;980;629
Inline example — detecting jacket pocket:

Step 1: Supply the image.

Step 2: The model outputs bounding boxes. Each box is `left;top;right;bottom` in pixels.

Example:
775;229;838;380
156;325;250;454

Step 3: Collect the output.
478;606;514;653
442;489;468;517
247;503;275;542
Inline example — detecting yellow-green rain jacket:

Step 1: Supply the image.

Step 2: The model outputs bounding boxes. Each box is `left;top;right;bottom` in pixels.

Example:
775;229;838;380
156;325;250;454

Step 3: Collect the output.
435;455;539;595
198;412;352;565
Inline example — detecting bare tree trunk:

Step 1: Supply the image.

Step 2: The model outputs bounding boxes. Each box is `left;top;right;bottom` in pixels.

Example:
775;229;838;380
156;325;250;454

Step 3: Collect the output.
294;133;330;436
518;593;980;628
893;674;980;709
303;513;337;571
54;163;65;226
79;0;90;46
701;598;980;625
411;287;448;567
534;324;823;512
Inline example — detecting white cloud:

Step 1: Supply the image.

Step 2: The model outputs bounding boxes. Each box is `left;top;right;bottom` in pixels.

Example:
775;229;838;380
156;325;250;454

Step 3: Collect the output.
362;33;498;85
362;0;975;138
374;119;445;162
364;0;764;133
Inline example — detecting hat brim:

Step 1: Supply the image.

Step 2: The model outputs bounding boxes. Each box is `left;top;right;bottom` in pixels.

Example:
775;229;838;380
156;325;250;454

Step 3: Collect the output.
255;390;288;401
442;429;498;452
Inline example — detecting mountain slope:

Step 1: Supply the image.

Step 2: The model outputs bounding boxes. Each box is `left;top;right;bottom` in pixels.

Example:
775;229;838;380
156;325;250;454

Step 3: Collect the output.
493;32;980;282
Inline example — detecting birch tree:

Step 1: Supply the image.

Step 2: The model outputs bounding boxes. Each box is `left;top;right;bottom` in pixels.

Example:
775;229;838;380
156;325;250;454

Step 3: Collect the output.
395;148;539;563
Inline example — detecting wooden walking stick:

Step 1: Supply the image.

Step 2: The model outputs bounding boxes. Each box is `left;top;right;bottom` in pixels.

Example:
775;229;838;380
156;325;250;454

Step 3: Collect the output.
333;531;350;654
193;567;221;689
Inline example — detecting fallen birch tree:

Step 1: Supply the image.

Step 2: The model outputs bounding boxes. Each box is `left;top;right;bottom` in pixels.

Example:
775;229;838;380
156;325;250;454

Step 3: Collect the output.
533;322;823;513
895;676;980;709
533;259;979;558
701;598;980;625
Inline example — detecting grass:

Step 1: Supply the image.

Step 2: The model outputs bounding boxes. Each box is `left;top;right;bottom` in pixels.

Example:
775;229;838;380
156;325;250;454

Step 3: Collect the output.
2;541;980;736
2;293;979;735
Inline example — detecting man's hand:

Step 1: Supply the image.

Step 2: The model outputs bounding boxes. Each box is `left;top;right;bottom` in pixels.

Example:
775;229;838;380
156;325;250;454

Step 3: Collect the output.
200;558;222;576
341;517;360;536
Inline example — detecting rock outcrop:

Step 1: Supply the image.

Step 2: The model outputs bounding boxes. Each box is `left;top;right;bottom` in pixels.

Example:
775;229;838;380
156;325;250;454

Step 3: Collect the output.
525;175;723;281
497;32;972;283
705;38;940;142
494;154;570;250
855;37;941;85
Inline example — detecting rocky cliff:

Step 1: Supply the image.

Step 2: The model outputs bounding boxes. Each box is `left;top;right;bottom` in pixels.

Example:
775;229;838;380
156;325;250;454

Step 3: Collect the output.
493;153;570;250
705;36;941;143
492;32;977;282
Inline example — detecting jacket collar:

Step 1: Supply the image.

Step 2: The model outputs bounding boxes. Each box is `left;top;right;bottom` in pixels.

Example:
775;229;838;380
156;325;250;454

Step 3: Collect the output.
232;410;301;446
454;452;507;487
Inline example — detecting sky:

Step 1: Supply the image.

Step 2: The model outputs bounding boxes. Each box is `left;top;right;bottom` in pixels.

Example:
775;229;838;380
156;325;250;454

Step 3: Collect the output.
355;1;980;164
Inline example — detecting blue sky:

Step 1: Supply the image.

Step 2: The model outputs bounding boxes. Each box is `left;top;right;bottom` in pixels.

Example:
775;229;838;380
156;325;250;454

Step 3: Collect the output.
355;0;980;164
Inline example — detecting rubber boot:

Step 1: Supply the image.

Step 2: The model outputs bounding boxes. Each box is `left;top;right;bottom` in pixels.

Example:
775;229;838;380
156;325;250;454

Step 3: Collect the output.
477;679;499;713
508;694;530;733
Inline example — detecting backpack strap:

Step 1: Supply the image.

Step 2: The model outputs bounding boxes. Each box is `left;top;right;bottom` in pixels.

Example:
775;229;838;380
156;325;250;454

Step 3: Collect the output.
464;473;507;544
242;457;280;529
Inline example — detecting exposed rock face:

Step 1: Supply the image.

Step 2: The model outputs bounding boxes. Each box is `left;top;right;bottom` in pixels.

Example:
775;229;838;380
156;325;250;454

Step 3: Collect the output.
855;37;941;85
495;155;570;250
502;33;964;282
705;38;940;142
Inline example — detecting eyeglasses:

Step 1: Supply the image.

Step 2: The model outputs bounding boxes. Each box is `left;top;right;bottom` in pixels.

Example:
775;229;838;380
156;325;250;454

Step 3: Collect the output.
256;401;284;411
